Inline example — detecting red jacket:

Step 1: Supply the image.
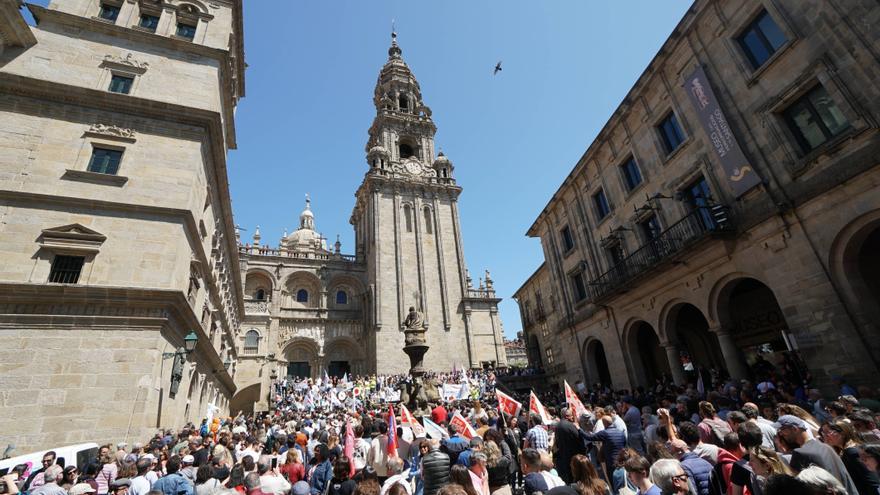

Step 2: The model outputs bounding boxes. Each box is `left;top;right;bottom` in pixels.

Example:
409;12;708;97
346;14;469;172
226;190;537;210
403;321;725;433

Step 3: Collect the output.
431;405;448;424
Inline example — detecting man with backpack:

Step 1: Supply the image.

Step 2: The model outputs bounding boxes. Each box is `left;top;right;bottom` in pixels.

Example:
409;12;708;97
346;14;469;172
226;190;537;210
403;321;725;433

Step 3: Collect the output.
697;402;731;447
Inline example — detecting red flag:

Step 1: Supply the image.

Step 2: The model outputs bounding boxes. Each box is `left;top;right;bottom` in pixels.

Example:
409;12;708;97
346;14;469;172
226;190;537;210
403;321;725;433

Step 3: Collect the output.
449;411;477;440
344;418;355;477
496;389;522;418
386;404;399;457
400;404;426;437
529;391;552;425
563;380;588;418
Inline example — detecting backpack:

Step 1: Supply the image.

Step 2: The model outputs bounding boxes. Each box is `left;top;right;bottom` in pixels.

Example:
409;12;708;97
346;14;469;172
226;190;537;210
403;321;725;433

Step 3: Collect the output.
701;419;730;446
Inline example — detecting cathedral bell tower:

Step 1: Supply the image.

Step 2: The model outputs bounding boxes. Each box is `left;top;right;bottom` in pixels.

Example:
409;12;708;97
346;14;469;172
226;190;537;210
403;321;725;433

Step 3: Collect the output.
351;32;506;374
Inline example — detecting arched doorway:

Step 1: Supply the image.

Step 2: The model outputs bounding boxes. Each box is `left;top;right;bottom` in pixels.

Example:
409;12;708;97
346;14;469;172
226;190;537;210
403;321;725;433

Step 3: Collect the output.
582;339;612;387
324;338;364;377
716;277;798;380
857;228;880;305
283;339;319;379
670;304;724;376
627;322;669;386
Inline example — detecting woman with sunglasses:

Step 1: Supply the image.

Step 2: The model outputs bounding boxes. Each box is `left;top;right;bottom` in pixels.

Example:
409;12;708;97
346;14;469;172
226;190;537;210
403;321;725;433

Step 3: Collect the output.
820;420;880;495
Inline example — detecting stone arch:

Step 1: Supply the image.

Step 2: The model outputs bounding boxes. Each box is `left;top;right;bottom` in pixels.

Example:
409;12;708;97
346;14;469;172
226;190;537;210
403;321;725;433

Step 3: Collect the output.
324;337;365;376
282;338;320;379
245;269;275;301
828;209;880;363
580;337;612;387
623;319;668;387
328;275;364;310
707;271;763;327
526;334;541;368
664;302;724;380
230;383;260;416
711;274;800;380
282;271;321;308
173;0;208;15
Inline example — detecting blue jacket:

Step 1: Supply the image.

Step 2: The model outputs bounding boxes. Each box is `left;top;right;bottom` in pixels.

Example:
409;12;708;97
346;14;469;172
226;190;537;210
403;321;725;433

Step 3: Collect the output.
152;473;193;495
680;452;713;495
441;435;470;465
579;426;627;469
310;460;333;495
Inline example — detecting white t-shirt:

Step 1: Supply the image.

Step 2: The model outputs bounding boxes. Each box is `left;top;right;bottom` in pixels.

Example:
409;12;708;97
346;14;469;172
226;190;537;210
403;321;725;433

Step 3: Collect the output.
129;476;151;495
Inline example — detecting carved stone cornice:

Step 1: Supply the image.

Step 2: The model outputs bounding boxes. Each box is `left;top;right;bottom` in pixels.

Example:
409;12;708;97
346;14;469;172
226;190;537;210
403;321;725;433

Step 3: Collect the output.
85;123;137;142
101;53;150;74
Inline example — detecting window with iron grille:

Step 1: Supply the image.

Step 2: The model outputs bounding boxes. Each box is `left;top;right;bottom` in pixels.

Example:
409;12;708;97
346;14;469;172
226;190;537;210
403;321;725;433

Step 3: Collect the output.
243;330;259;353
49;255;85;284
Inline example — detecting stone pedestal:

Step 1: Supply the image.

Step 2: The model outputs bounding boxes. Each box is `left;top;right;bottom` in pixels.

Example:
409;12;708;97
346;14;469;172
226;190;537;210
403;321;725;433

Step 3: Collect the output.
403;326;430;415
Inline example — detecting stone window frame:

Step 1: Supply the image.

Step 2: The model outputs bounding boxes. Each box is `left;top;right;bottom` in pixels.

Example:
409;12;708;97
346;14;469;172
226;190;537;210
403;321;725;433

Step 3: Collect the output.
133;0;164;33
401;201;414;233
93;0;124;25
617;153;646;198
670;158;724;218
171;1;214;44
653;108;691;162
559;224;576;257
590;186;613;225
63;124;136;187
242;328;261;354
757;57;873;177
567;266;589;306
422;205;434;235
726;1;800;87
35;224;107;285
98;54;149;97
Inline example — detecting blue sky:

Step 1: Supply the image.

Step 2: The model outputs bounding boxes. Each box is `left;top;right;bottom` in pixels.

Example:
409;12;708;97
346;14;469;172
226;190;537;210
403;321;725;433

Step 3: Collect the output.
27;1;693;338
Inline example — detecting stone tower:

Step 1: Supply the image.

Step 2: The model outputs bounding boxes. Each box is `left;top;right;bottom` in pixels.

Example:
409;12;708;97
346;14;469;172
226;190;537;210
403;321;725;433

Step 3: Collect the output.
351;32;506;374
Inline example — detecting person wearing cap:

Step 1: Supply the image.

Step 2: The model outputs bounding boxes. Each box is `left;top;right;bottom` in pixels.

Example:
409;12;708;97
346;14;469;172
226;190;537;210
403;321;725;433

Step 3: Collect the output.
180;455;197;483
70;483;97;495
110;479;131;495
775;414;859;494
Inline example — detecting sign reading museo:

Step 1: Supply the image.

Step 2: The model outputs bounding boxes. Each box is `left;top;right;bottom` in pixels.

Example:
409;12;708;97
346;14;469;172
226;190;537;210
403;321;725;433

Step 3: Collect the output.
684;66;761;197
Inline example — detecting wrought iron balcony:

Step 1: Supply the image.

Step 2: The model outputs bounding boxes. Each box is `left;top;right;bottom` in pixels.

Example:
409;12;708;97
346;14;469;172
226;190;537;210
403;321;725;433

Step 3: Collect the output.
588;205;733;302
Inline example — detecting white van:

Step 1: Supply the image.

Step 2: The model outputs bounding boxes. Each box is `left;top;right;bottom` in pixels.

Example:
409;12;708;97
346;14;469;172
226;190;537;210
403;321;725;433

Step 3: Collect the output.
0;443;99;479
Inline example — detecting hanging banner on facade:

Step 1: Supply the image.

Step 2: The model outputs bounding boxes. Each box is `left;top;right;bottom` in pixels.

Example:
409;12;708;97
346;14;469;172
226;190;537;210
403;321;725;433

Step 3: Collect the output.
684;65;762;197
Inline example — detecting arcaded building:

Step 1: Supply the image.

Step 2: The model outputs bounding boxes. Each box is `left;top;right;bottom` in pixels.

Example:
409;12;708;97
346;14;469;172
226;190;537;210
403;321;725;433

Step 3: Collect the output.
232;34;506;412
0;0;245;451
515;0;880;392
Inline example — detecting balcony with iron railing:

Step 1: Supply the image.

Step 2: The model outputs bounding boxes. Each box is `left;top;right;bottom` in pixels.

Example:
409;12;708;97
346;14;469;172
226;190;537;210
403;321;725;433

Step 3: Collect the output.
588;205;733;302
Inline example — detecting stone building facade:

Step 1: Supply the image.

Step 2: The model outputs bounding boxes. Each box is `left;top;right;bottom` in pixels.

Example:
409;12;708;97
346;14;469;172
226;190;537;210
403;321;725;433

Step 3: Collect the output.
515;0;880;393
232;34;506;413
0;0;245;451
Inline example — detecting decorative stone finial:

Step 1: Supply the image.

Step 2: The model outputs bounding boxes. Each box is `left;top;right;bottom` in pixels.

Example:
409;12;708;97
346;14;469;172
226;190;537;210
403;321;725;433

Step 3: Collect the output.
389;28;402;59
466;269;473;288
253;225;261;246
334;234;341;254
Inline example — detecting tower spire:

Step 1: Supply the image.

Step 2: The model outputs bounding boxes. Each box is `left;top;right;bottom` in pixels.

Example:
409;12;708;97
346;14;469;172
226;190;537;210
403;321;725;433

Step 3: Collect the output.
388;25;402;60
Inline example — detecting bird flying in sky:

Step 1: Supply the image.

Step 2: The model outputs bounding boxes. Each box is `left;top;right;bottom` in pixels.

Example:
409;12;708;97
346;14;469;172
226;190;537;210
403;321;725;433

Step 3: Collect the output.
493;61;502;75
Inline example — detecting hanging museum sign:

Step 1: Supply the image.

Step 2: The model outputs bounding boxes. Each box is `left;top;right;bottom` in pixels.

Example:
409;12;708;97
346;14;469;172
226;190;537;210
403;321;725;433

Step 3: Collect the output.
684;65;762;197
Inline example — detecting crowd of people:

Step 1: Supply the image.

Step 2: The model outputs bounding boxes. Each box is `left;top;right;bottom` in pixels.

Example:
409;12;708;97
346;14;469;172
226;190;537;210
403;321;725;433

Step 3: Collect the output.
2;359;880;495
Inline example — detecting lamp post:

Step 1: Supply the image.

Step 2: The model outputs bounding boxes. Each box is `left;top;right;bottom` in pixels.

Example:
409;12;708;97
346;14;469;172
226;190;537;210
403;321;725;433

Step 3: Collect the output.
163;331;198;399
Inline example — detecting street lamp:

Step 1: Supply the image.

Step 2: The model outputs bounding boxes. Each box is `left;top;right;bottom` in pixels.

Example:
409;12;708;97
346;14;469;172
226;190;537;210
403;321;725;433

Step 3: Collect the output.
163;331;198;399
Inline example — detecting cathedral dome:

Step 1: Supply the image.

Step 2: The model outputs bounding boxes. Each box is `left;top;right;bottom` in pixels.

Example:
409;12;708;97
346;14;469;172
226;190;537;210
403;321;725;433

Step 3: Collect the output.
286;195;325;253
433;152;451;165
